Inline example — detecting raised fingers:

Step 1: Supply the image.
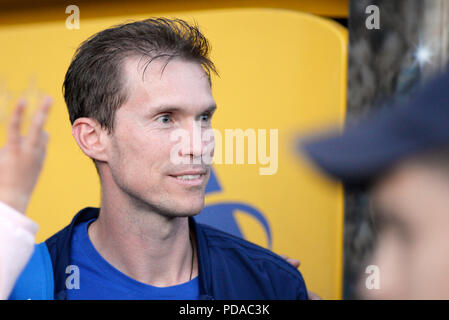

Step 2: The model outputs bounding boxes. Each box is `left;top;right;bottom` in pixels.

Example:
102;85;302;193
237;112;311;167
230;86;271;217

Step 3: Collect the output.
7;99;26;146
26;96;53;146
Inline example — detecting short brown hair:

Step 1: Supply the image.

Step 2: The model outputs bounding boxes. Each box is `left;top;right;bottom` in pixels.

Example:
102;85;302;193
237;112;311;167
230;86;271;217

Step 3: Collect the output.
63;17;218;134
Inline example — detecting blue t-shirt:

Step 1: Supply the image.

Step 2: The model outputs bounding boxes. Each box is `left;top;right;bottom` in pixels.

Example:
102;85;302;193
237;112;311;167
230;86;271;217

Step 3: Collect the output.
67;218;199;300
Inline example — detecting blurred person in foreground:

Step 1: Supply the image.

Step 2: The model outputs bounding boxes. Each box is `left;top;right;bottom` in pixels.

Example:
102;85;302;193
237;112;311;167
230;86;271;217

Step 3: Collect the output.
299;69;449;299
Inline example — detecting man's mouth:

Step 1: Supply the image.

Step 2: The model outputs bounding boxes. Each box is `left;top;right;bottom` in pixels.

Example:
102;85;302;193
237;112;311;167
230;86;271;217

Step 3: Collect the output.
174;174;203;181
169;169;208;185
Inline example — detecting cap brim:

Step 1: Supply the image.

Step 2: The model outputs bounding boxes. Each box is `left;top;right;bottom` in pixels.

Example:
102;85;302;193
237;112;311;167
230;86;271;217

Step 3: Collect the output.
299;107;425;186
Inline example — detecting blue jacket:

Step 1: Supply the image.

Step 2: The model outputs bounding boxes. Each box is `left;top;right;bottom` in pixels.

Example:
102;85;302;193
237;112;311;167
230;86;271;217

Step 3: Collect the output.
9;207;308;300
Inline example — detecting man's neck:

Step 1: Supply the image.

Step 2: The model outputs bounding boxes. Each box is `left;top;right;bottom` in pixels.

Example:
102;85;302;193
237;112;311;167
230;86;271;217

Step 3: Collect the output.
87;198;198;287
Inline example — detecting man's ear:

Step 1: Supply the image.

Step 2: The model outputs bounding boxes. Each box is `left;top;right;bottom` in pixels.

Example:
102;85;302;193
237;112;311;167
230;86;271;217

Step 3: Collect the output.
72;118;108;162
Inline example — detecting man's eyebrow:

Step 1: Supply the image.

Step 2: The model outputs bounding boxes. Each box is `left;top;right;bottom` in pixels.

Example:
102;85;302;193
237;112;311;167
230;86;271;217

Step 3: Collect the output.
150;103;217;114
202;104;217;114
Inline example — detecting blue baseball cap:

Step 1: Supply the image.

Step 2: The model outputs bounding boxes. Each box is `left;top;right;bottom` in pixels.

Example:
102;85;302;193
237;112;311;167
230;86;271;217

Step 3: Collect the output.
299;70;449;186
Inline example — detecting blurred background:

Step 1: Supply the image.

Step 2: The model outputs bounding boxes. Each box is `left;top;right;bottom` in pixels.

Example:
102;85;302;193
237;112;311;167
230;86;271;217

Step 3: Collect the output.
0;0;447;300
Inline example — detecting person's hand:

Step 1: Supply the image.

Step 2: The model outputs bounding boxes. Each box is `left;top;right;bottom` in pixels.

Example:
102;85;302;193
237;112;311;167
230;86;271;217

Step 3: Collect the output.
280;253;323;300
0;97;52;213
280;254;301;268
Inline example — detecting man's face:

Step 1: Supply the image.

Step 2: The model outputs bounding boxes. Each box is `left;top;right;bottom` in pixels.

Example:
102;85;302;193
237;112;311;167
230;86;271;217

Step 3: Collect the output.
104;56;216;217
361;161;449;299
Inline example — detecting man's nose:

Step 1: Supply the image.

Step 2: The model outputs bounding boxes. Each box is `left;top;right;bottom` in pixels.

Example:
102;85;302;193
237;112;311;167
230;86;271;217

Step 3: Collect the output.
179;120;204;159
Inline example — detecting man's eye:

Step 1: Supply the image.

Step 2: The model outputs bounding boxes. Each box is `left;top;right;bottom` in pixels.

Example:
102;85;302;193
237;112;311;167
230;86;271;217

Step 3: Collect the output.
200;114;211;122
156;115;172;124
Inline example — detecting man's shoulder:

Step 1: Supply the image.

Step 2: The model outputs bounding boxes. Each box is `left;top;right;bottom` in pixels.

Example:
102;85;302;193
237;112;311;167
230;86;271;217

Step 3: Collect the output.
196;222;308;299
197;222;305;281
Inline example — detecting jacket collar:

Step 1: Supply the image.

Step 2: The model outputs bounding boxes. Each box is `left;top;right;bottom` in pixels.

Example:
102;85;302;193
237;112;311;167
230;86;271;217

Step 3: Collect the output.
45;207;214;300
